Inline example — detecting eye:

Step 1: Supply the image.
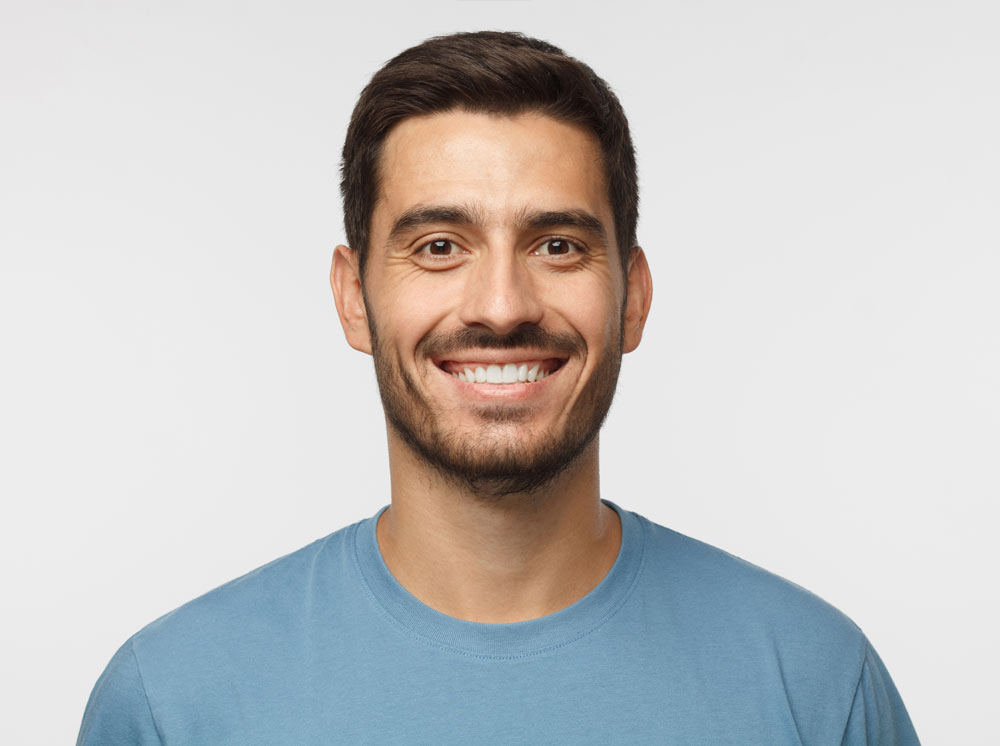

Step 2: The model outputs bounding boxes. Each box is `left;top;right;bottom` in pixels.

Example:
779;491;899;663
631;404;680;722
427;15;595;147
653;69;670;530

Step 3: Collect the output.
416;239;462;257
535;238;583;256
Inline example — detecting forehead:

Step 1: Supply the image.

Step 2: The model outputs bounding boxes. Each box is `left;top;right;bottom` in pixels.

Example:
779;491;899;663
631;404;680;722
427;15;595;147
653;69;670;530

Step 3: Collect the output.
373;110;612;235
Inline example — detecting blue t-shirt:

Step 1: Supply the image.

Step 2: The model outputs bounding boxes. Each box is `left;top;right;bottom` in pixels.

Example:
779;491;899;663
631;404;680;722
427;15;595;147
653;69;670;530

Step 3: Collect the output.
77;501;920;745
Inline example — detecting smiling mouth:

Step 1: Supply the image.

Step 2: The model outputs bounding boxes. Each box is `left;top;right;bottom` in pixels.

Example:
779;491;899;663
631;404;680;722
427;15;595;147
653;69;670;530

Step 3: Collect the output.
437;358;565;384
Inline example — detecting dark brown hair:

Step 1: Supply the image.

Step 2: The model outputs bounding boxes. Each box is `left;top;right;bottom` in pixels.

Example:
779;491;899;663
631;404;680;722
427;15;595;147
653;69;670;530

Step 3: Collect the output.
340;31;638;276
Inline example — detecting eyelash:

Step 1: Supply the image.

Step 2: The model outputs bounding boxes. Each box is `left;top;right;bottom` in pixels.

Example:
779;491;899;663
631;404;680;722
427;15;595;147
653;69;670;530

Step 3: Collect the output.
414;239;464;260
412;236;587;262
535;238;586;257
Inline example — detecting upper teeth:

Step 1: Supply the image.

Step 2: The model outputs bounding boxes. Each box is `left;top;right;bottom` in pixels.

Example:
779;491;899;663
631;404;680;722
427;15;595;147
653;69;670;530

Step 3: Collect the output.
451;363;550;384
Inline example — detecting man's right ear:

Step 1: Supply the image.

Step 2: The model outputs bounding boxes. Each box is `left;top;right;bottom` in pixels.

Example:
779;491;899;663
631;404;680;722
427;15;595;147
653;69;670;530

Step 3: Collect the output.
330;245;373;355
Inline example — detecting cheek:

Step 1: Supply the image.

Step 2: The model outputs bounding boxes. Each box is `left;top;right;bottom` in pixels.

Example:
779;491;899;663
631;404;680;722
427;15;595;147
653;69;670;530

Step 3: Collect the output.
544;276;623;341
375;282;457;352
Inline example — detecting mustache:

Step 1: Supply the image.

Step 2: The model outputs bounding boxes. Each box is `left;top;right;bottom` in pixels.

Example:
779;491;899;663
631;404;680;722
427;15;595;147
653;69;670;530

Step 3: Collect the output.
417;324;585;359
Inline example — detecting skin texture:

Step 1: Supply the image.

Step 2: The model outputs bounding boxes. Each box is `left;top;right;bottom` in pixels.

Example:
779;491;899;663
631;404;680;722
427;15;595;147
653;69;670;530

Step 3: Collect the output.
331;110;652;623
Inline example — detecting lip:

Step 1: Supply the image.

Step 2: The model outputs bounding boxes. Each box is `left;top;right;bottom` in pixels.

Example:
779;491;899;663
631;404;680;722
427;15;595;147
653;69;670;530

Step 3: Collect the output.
431;349;569;369
437;357;565;376
435;358;565;400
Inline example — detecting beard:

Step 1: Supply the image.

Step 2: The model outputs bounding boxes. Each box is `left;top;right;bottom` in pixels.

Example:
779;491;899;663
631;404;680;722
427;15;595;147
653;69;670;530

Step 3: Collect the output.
367;317;624;500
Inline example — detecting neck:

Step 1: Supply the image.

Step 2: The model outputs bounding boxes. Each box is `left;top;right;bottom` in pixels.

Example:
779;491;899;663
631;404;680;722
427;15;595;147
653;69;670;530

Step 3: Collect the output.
377;432;622;623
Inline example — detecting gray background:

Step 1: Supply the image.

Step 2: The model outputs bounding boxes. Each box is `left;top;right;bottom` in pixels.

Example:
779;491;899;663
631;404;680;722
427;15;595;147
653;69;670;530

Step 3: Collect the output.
2;1;997;743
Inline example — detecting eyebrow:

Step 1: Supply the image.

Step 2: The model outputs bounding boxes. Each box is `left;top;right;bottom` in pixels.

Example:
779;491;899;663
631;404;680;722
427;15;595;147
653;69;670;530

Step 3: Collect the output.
386;204;485;245
517;209;608;244
386;203;609;247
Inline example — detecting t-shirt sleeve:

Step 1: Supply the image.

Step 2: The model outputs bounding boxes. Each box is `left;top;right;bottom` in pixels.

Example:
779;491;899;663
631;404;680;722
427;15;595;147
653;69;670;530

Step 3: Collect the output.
76;640;163;746
840;642;921;746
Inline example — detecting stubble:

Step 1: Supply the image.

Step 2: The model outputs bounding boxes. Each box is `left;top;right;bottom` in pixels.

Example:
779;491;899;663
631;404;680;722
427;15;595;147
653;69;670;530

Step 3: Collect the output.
367;319;624;500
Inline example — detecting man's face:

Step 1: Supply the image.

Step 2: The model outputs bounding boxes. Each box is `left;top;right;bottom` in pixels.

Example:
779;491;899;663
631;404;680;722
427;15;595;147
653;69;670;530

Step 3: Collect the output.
338;110;646;497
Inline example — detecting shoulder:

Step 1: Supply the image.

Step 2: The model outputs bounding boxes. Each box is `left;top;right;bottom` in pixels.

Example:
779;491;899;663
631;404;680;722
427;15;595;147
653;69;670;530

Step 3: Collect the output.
634;512;868;670
77;520;368;743
128;520;360;664
612;510;919;744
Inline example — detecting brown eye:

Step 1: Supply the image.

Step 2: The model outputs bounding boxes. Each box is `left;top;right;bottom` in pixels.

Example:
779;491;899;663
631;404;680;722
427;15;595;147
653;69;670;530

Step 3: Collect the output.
537;239;580;256
420;239;458;256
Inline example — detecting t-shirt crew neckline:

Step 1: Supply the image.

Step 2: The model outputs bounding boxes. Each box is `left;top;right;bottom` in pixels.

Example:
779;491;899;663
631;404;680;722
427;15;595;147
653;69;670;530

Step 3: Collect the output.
351;499;645;660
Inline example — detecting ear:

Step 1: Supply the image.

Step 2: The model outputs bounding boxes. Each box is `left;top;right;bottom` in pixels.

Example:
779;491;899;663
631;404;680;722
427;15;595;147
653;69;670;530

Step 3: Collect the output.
330;244;373;355
623;247;652;354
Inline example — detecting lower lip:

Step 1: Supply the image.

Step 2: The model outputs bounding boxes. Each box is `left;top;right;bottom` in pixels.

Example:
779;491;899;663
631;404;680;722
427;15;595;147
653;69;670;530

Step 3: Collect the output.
438;366;560;400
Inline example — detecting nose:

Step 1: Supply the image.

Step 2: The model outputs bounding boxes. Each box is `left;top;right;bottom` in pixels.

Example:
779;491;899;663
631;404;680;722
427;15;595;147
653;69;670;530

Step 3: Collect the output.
457;248;544;336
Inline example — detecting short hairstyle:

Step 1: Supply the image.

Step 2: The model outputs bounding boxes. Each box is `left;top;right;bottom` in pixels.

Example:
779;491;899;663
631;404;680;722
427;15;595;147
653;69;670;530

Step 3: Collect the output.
340;31;638;277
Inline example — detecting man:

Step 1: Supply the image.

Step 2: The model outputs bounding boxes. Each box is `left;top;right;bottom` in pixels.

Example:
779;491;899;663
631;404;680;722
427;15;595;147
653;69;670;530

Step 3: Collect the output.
78;31;920;745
